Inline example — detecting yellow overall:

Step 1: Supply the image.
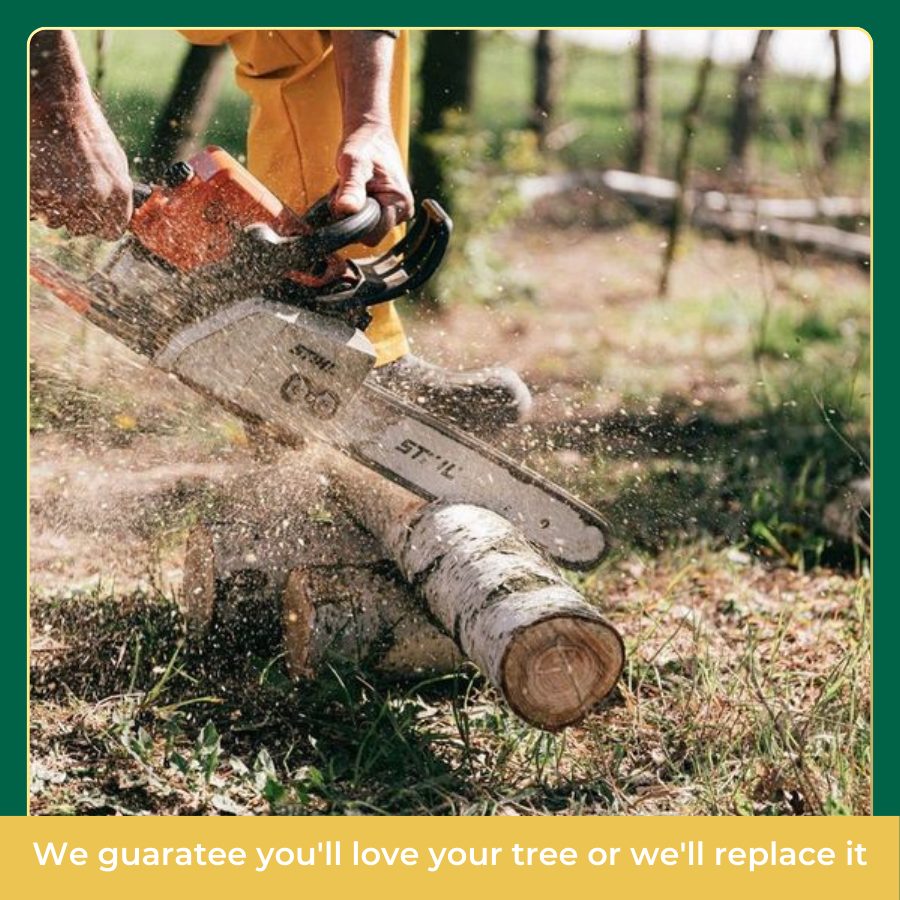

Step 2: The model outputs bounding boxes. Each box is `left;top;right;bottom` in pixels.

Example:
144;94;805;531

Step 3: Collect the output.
180;29;410;366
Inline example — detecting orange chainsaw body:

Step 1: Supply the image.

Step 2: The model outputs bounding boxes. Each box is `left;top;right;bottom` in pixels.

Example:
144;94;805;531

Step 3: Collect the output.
129;146;305;273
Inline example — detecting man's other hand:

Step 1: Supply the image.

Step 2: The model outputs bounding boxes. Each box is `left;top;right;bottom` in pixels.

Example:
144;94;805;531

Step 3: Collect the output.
330;31;413;246
30;30;133;241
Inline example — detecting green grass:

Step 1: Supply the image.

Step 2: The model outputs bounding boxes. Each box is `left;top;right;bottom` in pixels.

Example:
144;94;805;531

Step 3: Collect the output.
74;30;250;174
533;276;870;571
587;378;869;573
72;29;869;192
30;565;870;816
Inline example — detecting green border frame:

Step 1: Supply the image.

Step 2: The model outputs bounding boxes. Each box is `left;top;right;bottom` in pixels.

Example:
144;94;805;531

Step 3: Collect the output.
10;4;885;816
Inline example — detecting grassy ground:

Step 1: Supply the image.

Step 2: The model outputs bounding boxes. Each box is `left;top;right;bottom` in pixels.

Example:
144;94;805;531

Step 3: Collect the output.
73;29;869;192
29;561;869;815
29;200;870;815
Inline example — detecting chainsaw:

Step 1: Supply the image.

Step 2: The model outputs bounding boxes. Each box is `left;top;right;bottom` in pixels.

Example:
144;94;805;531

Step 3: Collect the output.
30;146;609;569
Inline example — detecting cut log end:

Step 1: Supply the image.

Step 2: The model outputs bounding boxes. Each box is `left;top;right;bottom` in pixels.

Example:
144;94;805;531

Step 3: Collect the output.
282;568;316;679
181;524;216;633
502;615;625;730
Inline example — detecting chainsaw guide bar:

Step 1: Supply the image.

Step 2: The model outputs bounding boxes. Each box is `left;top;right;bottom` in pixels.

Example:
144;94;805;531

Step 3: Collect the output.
29;147;610;569
148;295;609;570
31;258;609;568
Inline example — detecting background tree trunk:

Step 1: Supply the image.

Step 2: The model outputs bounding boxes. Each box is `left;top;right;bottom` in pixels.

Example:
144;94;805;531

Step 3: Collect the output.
412;29;478;208
728;30;774;181
628;30;658;174
93;30;111;99
146;43;229;178
529;30;560;150
821;30;844;175
659;39;716;297
418;30;477;134
411;30;479;308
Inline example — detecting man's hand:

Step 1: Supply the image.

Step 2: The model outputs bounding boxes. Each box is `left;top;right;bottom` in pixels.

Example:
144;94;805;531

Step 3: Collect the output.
30;30;133;240
331;31;413;246
334;121;413;245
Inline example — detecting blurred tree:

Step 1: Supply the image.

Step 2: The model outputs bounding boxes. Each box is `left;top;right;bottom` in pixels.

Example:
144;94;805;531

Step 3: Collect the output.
418;30;477;133
728;29;774;181
412;30;479;211
411;30;480;309
93;30;111;99
628;30;658;174
146;43;229;178
821;30;844;176
529;30;561;150
659;36;716;297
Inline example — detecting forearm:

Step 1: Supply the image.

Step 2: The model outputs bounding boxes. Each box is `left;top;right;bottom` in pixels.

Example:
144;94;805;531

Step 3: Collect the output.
331;31;395;132
30;30;94;121
329;30;411;238
29;29;133;239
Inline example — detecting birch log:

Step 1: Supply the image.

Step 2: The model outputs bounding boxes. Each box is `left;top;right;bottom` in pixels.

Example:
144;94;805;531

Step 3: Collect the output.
323;451;625;730
180;451;460;677
182;447;625;729
183;524;460;677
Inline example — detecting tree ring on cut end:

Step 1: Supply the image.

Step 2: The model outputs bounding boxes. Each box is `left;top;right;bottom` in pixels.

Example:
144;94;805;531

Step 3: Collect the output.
502;616;624;730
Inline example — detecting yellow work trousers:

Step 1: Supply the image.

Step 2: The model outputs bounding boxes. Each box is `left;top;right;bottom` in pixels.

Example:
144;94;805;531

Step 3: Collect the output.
180;29;410;366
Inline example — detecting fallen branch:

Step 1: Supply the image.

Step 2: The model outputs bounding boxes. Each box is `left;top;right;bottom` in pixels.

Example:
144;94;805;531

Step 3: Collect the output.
517;169;870;264
520;169;870;222
695;208;871;264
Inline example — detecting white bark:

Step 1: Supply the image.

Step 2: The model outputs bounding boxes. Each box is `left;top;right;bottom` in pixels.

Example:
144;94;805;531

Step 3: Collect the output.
324;452;625;729
183;448;625;728
517;169;870;259
695;209;870;264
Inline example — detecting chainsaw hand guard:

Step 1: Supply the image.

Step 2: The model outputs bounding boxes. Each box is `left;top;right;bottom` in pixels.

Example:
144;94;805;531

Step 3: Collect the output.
266;199;452;313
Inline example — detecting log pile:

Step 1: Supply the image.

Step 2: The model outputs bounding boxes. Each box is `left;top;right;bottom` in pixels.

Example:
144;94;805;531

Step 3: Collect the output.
181;450;460;678
32;244;626;729
181;448;625;730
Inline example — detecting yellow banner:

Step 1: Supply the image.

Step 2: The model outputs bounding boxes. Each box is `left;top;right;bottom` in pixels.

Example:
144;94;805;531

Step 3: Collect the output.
5;815;897;897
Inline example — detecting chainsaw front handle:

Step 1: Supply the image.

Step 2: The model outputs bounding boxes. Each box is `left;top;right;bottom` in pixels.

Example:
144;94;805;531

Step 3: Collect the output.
300;195;382;254
226;195;385;277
